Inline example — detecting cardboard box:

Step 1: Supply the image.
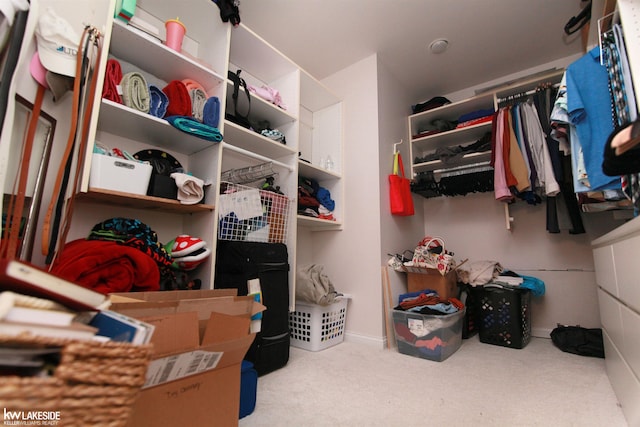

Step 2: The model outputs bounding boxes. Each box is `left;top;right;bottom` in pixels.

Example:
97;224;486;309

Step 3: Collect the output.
108;290;264;427
404;267;458;298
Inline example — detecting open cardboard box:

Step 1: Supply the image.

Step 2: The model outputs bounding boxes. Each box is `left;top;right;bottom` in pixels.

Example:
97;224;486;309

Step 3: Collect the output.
402;266;458;298
109;289;265;427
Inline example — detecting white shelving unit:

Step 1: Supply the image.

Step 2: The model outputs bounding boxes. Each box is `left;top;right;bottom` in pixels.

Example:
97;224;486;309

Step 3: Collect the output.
73;0;229;289
3;0;343;305
224;24;344;308
408;69;564;229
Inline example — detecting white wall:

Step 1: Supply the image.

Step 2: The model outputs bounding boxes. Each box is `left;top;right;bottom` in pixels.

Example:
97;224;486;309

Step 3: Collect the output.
422;192;622;336
317;51;628;345
375;57;427;345
313;55;385;345
414;55;627;337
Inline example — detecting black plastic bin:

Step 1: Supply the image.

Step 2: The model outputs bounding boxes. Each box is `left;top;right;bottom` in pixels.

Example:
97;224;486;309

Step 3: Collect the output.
477;284;532;349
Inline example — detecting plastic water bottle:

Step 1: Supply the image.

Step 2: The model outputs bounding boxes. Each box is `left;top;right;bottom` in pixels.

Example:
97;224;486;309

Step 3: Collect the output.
325;155;334;171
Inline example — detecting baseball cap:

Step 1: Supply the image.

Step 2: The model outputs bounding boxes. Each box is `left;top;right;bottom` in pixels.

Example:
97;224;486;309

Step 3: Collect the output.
34;7;80;77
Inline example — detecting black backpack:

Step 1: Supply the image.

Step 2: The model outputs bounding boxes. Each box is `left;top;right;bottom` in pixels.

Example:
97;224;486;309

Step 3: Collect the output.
550;325;605;358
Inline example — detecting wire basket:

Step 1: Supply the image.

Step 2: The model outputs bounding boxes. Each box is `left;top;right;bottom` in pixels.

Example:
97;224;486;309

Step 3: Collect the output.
0;334;152;427
289;298;348;351
218;181;291;243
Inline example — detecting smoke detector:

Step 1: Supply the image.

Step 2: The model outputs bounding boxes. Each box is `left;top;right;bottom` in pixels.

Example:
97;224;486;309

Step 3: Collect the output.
429;38;449;54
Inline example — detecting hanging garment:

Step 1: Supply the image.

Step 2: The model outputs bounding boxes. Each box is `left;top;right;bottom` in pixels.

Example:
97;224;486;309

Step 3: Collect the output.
565;47;620;191
492;109;514;202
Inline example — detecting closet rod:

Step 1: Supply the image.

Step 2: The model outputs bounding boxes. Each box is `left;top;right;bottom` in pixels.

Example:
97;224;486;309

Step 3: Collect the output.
433;161;492;177
221;142;295;172
436;165;493;178
496;82;561;104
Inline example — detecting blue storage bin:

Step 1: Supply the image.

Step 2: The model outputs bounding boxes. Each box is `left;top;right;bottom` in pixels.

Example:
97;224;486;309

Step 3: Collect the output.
240;360;257;419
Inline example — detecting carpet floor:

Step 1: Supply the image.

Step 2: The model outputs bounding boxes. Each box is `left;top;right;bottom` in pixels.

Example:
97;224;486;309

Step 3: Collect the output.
239;336;627;427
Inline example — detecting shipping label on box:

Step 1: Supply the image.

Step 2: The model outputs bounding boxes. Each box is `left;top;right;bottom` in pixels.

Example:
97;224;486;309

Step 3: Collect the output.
144;349;223;389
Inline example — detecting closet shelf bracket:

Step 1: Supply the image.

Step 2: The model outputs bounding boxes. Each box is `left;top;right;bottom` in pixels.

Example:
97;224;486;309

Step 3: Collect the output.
505;204;514;231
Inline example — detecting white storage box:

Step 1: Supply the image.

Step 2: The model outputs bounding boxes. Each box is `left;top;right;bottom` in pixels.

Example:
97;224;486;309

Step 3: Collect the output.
289;298;348;351
89;154;153;196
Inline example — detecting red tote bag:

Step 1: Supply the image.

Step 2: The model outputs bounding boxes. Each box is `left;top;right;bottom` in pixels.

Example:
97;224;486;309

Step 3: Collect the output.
389;152;415;216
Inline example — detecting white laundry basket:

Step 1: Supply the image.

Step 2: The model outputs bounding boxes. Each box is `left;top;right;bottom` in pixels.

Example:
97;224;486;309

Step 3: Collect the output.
289;298;348;351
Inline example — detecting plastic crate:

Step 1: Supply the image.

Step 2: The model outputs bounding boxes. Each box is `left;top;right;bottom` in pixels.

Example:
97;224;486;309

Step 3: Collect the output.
392;308;464;362
289;299;348;351
478;284;532;349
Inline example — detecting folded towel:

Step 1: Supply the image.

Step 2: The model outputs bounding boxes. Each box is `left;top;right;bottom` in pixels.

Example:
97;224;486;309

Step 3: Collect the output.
102;58;123;103
171;172;204;205
189;88;207;122
165;115;223;142
182;78;206;93
148;84;169;118
121;72;150;113
162;80;192;117
203;96;220;128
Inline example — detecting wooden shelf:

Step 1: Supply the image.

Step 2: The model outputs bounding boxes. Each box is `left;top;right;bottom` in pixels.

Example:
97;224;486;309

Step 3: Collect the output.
77;188;215;214
411;122;493;152
298;160;341;181
97;100;220;155
222;121;297;160
297;215;342;230
110;20;224;93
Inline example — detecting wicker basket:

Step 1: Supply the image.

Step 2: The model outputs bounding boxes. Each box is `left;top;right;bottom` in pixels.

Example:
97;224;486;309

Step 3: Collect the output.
0;334;152;427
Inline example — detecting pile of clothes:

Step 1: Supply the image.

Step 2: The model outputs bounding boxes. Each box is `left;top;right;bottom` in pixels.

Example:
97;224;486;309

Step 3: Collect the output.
298;176;336;220
51;217;210;293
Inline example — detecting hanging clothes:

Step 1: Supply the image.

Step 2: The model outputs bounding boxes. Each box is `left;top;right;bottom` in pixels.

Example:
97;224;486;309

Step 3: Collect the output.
601;24;640;215
565;46;620;192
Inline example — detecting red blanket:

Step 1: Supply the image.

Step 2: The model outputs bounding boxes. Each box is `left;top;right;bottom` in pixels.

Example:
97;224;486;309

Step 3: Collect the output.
51;239;160;294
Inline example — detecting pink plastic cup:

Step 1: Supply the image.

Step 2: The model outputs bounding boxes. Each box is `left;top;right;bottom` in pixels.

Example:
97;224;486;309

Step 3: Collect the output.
165;18;186;52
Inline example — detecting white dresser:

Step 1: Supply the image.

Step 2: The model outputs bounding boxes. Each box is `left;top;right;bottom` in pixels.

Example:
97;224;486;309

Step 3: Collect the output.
592;215;640;426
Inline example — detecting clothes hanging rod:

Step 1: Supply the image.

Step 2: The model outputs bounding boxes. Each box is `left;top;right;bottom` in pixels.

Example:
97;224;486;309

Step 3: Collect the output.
221;142;295;171
496;82;561;104
433;161;492;177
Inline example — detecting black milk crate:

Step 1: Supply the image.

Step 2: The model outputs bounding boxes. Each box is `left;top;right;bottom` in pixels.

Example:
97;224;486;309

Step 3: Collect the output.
477;284;531;349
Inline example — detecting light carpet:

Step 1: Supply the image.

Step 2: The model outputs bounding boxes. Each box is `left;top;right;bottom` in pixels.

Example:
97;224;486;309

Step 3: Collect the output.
239;336;627;427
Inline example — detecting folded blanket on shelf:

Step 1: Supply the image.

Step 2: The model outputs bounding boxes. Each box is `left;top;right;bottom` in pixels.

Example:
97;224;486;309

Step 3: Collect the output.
203;96;220;128
162;80;192;117
165;115;223;142
50;239;160;294
148;84;169;118
171;172;205;204
102;58;123;103
189;88;207;122
120;71;150;113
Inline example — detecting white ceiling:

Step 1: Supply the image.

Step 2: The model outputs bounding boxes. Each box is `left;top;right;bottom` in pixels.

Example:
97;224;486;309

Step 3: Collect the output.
238;0;588;102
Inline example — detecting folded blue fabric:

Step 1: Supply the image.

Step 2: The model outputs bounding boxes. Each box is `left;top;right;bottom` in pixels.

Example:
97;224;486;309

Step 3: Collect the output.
165;115;223;142
148;84;169;118
316;187;335;211
203;96;220;128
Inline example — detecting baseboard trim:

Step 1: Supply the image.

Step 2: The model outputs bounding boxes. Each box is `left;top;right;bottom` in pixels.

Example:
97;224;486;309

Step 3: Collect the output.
344;331;385;348
532;327;552;339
